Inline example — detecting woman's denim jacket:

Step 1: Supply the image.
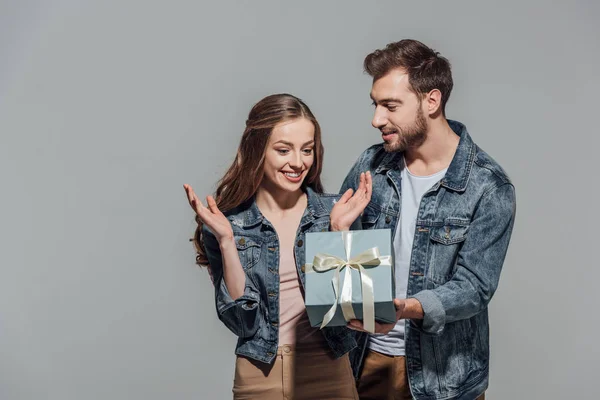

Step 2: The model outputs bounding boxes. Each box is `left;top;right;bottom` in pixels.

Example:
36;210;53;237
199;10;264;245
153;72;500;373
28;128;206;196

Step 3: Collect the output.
203;187;358;364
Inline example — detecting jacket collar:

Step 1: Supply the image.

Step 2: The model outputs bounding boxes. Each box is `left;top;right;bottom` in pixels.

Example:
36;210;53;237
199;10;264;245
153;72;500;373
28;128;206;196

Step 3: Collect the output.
227;186;328;228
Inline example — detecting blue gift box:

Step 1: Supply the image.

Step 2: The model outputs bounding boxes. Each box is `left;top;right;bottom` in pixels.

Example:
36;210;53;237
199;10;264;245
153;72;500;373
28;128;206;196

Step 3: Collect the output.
304;229;396;332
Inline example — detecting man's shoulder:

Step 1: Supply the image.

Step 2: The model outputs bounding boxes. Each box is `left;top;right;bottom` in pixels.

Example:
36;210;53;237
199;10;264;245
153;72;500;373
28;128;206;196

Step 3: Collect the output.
313;192;342;211
351;143;388;172
471;145;513;189
305;186;342;214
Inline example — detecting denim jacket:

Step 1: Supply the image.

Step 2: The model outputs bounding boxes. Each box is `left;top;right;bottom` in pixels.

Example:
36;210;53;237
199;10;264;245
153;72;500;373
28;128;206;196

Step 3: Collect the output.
202;187;358;364
342;120;516;400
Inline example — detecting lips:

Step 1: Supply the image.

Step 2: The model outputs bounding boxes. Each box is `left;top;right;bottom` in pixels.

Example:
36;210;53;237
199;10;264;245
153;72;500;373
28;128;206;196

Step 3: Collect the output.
381;130;397;141
282;171;303;183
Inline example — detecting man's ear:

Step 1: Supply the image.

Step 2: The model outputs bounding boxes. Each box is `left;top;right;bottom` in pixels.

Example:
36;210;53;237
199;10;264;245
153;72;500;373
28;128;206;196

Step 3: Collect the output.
424;89;442;116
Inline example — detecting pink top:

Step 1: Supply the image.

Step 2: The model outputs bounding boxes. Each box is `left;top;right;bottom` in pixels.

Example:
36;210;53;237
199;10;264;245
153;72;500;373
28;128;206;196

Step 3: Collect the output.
278;245;320;346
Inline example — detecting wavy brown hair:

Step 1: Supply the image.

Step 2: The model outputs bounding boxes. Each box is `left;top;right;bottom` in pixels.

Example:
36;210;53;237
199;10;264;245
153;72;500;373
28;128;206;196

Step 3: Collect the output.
193;93;324;266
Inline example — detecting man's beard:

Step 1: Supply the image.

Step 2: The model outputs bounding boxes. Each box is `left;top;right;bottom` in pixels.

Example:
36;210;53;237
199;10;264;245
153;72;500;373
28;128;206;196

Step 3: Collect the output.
383;107;427;153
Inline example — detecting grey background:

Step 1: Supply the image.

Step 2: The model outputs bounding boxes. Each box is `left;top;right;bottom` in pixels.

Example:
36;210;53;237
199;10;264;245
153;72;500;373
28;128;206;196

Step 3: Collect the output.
0;1;597;399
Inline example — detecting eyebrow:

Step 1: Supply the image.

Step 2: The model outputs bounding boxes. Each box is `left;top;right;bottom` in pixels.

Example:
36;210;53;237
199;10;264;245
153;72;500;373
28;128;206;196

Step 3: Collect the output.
273;140;315;146
370;95;404;105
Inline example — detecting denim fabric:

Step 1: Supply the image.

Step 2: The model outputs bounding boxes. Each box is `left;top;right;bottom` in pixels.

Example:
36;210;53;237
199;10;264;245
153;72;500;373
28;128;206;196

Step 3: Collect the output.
203;187;358;364
342;121;516;400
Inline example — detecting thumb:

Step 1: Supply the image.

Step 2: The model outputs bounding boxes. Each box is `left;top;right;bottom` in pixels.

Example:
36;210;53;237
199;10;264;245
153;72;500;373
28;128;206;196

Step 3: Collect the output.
339;188;354;204
393;298;404;310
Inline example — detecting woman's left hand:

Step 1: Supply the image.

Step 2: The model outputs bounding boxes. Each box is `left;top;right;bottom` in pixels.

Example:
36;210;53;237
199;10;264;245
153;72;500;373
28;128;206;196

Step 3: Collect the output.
330;171;372;231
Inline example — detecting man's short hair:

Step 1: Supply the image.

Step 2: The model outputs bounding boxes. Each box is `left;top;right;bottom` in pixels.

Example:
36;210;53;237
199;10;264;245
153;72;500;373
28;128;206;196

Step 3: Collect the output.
364;39;453;115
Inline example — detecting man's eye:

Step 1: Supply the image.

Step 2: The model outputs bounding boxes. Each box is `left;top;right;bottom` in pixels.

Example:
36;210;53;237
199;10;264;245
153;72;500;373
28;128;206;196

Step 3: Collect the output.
387;106;397;112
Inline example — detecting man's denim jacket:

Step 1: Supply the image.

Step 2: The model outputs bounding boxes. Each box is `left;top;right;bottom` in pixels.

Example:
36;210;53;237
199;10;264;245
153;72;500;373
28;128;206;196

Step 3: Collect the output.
342;121;516;400
203;187;357;364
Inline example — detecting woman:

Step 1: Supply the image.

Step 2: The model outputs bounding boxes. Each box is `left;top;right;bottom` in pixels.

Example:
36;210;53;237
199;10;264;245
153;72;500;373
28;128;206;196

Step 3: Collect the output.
183;93;371;399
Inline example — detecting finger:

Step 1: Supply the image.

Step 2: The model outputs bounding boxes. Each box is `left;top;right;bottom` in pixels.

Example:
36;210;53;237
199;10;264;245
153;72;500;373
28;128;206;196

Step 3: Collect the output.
185;186;203;213
193;192;207;211
365;171;372;202
184;184;197;198
190;193;211;219
393;298;404;310
183;184;194;203
339;188;354;204
374;322;392;335
393;299;406;321
357;172;366;194
193;200;210;225
360;171;370;194
347;320;368;332
349;174;366;205
185;185;201;206
206;195;221;215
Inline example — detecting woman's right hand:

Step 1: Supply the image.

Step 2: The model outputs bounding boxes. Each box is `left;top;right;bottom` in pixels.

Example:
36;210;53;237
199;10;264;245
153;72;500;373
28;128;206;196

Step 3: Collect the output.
183;184;234;243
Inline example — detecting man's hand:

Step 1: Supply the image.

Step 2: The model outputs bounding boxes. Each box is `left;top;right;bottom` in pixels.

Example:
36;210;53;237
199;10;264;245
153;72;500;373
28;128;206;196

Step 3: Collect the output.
347;298;424;334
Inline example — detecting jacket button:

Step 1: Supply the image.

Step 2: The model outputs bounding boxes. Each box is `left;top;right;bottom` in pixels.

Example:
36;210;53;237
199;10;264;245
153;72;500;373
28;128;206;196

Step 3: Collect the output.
301;265;306;273
238;238;246;245
385;216;391;224
297;239;303;247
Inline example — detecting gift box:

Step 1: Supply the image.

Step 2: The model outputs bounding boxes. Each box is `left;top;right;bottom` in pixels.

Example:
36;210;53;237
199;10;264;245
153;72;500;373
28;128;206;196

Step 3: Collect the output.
304;229;396;333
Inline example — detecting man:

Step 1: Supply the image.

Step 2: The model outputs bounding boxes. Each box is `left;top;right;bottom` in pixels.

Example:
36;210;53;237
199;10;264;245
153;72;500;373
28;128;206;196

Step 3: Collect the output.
333;39;516;399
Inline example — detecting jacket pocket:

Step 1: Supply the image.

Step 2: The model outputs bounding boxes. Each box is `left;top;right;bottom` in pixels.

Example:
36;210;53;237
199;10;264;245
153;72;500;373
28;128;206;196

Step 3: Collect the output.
361;204;381;229
429;219;469;245
426;220;470;286
234;235;262;270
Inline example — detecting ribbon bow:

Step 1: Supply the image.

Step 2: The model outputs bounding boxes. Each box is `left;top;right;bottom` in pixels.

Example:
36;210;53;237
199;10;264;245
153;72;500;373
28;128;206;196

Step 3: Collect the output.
306;231;391;333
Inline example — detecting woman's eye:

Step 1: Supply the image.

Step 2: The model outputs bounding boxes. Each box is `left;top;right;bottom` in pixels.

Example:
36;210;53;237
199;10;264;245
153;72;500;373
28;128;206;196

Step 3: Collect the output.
303;148;313;155
277;149;289;155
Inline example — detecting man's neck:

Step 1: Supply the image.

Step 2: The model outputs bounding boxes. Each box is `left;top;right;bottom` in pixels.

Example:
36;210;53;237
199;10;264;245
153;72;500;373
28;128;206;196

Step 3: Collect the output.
404;118;459;177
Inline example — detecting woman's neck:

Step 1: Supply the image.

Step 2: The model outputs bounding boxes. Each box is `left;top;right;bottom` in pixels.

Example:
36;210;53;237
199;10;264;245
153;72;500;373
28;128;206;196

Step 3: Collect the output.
255;185;307;219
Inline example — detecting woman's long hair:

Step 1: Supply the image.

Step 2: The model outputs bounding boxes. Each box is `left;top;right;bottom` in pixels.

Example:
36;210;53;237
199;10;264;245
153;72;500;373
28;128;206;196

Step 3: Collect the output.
193;94;324;266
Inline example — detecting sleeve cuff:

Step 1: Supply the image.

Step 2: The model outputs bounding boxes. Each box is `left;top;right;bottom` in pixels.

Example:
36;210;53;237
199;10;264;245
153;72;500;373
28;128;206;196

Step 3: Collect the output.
411;290;446;335
218;278;259;309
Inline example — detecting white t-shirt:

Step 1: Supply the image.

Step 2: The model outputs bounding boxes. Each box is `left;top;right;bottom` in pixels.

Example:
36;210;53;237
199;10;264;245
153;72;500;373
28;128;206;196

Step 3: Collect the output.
369;160;447;356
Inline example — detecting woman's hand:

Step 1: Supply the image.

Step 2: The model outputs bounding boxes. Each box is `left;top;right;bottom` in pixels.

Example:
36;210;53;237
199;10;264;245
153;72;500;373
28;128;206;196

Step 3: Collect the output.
330;171;372;231
183;184;233;243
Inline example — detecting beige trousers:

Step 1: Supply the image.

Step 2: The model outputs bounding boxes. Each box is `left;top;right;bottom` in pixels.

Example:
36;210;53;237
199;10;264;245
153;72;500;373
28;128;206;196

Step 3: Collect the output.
233;342;358;400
